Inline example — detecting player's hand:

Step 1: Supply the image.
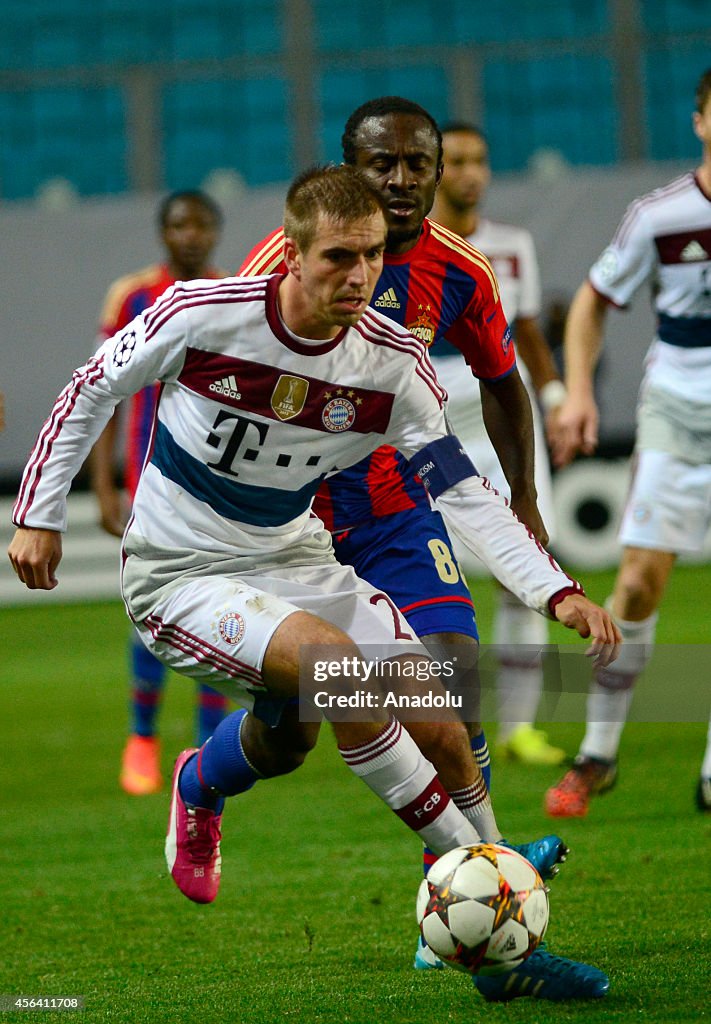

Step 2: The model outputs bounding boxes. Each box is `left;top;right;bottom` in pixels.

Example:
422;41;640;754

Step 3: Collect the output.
509;491;549;547
549;394;599;468
7;527;62;590
96;487;127;538
553;593;622;666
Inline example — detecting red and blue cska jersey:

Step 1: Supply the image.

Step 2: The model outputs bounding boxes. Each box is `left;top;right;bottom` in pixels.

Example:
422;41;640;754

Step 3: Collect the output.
239;219;513;530
99;263;222;497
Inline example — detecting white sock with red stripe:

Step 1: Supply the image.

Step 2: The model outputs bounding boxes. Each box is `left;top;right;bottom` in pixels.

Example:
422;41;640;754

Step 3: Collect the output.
449;779;502;843
338;717;480;856
580;608;657;763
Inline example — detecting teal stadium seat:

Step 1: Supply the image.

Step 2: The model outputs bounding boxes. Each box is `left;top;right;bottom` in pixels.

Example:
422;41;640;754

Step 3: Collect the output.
484;55;617;171
0;0;707;200
643;0;711;33
98;7;167;64
0;87;127;199
167;0;281;59
641;0;711;159
645;44;711;161
318;67;448;165
163;77;290;189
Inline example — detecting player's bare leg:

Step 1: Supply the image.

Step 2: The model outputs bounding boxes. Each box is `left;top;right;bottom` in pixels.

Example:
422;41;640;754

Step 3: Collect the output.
167;610;485;904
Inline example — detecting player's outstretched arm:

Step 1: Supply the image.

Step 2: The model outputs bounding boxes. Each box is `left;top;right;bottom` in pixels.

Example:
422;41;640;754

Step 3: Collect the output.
90;416;126;538
550;281;607;468
8;527;62;590
479;368;548;545
552;593;622;666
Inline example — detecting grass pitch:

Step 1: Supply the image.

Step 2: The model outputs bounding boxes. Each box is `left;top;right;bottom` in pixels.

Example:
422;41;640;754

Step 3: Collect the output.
1;566;710;1023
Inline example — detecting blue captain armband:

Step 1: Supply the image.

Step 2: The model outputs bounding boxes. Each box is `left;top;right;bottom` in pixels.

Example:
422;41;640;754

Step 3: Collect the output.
409;435;478;500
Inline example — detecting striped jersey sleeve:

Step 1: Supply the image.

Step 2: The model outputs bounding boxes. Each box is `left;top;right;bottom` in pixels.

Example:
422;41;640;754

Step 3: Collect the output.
239;228;287;277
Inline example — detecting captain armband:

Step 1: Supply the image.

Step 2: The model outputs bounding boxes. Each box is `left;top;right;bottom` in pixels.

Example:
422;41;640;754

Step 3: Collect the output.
408;435;478;500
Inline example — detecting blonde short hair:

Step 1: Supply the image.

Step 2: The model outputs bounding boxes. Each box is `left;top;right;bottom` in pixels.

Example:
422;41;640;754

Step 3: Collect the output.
284;164;387;251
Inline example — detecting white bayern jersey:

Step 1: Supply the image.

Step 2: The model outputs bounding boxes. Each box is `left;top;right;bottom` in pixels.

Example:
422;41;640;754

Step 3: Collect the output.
13;274;579;619
440;216;542;397
589;171;711;405
466;218;542;325
429;217;545;467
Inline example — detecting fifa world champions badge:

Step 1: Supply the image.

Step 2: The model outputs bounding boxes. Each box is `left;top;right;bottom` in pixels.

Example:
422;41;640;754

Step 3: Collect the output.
217;611;246;646
271;374;309;420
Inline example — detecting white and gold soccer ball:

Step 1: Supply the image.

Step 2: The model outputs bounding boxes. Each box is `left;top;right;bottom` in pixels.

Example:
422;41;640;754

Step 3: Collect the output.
416;843;549;975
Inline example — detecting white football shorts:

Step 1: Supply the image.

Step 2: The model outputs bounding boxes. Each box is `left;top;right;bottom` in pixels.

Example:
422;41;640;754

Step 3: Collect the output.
618;448;711;554
133;561;428;719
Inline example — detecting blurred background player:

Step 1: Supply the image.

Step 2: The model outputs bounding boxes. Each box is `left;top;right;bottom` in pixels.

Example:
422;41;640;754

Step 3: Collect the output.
546;67;711;817
91;189;229;795
430;123;567;766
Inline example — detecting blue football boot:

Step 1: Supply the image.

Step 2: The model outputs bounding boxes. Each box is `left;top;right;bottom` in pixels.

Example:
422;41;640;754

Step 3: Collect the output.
414;935;445;970
500;834;569;880
474;944;610;1002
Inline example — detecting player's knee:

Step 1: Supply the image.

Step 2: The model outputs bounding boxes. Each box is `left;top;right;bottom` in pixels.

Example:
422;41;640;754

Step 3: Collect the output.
253;741;311;777
274;720;320;773
267;746;311;775
614;562;664;618
242;714;320;778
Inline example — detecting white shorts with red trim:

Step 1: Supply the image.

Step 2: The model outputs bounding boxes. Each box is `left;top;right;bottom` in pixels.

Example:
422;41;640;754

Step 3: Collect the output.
133;561;427;717
618;448;711;554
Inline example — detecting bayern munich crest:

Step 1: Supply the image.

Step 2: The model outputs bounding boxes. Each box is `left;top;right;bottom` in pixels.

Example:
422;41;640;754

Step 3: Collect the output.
217;611;246;646
322;397;356;432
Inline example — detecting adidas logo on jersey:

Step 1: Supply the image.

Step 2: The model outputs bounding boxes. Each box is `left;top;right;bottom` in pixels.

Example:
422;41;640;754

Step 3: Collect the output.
209;375;242;399
374;287;400;309
680;240;709;261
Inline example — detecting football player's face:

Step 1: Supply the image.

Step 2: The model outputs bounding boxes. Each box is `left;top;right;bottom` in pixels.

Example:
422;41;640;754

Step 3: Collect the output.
162;197;220;278
350;114;443;252
439;131;491;211
287;212;387;336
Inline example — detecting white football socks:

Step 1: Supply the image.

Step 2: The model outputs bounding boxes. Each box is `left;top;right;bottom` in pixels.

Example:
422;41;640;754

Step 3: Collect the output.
580;608;657;763
449;779;502;843
494;590;548;741
339;717;480;855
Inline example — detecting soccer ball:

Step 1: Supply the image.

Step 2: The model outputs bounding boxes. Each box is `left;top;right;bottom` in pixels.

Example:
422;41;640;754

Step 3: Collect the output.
416;843;549;975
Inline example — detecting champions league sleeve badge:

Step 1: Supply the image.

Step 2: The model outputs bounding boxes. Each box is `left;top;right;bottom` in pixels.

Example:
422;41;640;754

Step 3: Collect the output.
596;248;619;284
112;329;137;367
